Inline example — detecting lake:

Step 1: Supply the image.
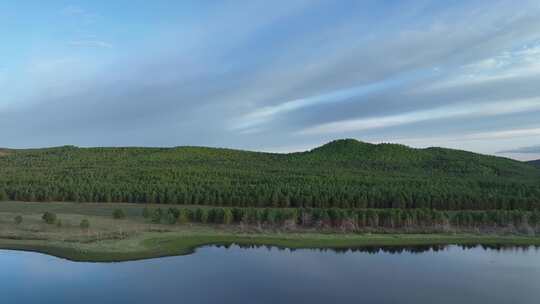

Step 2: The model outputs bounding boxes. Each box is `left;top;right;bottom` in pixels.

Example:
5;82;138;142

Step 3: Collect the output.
2;244;539;303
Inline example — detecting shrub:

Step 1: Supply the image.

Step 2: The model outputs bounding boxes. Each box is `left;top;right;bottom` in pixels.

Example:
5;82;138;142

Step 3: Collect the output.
178;209;189;224
194;208;203;222
266;209;278;224
14;215;23;225
142;207;150;219
213;208;224;224
166;212;177;225
0;190;7;201
113;209;126;219
80;219;90;229
223;208;233;225
184;209;194;222
42;212;57;224
167;207;180;218
56;219;62;227
200;208;209;223
151;208;163;223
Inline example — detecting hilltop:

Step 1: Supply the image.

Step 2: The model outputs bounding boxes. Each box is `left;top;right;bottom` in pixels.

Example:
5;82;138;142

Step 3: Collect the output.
0;139;539;210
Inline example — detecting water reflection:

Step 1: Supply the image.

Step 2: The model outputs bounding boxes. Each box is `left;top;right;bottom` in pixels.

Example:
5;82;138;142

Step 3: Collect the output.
211;243;540;255
1;244;540;304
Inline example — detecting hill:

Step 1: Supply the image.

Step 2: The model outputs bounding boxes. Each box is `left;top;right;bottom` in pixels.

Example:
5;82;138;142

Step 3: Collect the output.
0;139;539;210
528;159;540;168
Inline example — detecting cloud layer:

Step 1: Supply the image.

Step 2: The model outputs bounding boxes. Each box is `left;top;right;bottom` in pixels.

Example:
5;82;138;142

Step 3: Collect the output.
500;145;540;154
1;1;540;160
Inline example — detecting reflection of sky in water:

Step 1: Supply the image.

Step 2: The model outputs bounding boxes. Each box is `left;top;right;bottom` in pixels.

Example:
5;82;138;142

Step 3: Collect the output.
2;245;540;304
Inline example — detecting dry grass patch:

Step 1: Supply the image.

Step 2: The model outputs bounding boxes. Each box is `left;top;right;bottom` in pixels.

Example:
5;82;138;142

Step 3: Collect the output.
0;202;540;262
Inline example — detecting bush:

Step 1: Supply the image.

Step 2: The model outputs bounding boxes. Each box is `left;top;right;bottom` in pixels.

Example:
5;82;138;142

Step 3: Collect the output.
42;212;57;224
0;190;7;201
56;219;62;227
14;215;23;225
223;208;233;225
151;208;163;223
113;209;126;219
165;212;177;225
200;208;209;223
213;208;224;224
178;209;189;224
80;219;90;229
167;207;180;219
266;209;278;224
142;207;150;219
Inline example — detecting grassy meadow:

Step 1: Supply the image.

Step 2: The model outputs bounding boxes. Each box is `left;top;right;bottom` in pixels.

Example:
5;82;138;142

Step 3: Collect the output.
0;201;540;262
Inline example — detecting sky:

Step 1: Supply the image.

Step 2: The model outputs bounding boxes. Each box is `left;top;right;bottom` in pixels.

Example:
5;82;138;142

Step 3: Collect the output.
1;0;540;161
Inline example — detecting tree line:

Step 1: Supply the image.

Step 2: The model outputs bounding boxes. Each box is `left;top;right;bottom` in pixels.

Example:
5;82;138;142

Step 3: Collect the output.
145;207;540;231
1;183;538;210
1;141;539;210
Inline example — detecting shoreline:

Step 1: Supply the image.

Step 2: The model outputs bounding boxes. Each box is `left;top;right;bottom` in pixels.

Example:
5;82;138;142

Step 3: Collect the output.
1;231;539;262
0;201;539;262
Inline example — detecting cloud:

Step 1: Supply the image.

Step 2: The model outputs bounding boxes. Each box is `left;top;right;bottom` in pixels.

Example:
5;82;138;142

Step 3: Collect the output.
499;145;540;154
297;98;540;135
61;6;86;16
68;40;113;48
2;0;540;160
422;43;540;91
230;74;416;132
61;5;99;24
464;127;540;141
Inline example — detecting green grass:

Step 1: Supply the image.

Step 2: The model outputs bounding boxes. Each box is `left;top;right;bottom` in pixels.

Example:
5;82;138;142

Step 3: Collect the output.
0;201;539;262
1;230;539;262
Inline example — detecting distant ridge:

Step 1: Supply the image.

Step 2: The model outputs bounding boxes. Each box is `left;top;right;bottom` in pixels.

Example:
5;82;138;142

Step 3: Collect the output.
0;139;539;210
529;159;540;168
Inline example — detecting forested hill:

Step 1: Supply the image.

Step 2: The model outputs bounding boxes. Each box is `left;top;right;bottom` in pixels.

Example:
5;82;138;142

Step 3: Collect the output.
529;160;540;168
1;139;539;210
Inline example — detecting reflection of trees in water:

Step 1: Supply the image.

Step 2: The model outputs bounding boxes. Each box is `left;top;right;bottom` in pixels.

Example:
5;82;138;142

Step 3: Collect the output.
212;243;540;255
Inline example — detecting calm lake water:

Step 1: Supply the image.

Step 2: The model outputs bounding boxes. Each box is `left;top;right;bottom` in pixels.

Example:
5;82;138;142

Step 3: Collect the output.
2;245;540;304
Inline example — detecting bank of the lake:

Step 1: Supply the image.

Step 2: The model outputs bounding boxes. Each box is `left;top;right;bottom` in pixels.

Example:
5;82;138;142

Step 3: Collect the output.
1;230;540;262
1;201;540;262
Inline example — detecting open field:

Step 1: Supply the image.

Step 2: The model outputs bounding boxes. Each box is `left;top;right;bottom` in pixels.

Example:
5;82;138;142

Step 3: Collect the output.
1;201;540;262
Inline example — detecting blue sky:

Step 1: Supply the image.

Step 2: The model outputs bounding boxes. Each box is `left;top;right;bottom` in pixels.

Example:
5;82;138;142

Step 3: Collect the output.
1;0;540;160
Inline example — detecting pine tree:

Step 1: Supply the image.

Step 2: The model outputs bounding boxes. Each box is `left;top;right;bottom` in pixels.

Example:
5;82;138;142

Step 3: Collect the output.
0;189;7;201
178;209;189;224
223;208;233;225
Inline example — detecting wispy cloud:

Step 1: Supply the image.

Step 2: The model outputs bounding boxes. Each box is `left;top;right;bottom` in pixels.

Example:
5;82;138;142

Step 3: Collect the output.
61;5;86;16
61;4;100;26
297;98;540;135
499;145;540;154
422;43;540;91
68;40;112;48
2;0;540;158
230;74;416;132
467;127;540;141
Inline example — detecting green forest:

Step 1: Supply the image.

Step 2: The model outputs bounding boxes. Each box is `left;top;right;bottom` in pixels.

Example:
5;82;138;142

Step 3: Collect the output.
139;206;540;232
1;139;539;210
529;160;540;168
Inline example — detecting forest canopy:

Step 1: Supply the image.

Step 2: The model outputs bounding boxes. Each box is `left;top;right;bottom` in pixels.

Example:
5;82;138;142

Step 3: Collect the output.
1;139;539;210
528;160;540;168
